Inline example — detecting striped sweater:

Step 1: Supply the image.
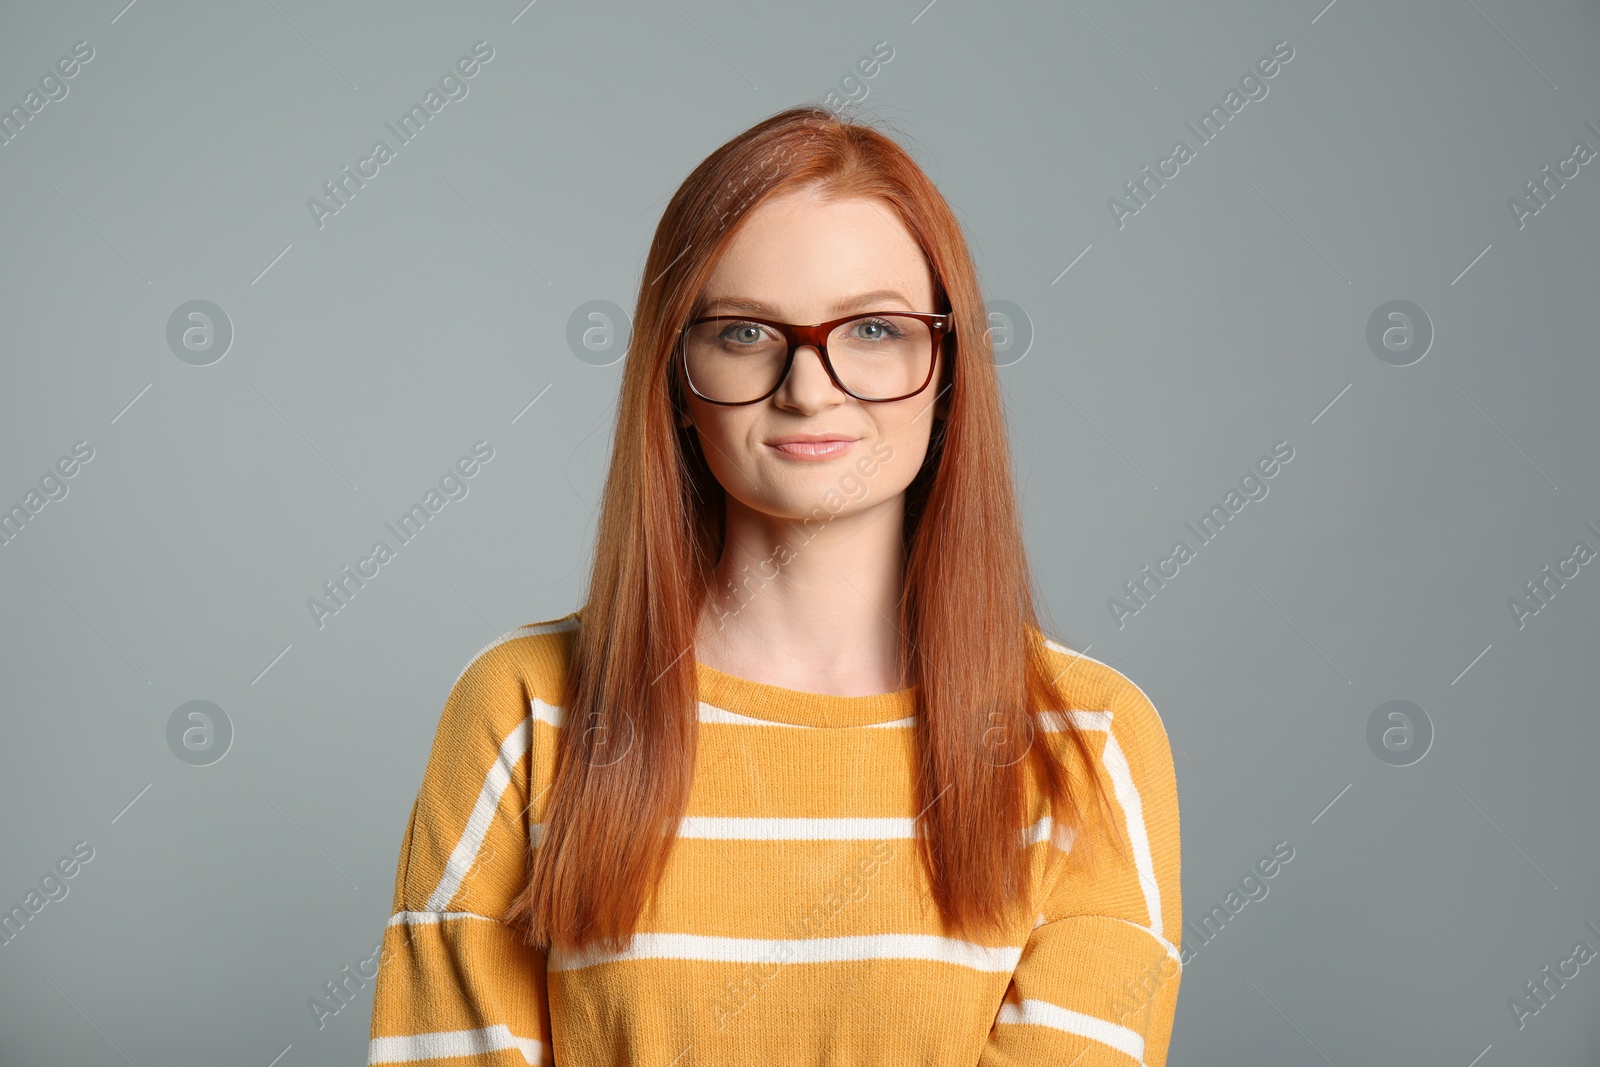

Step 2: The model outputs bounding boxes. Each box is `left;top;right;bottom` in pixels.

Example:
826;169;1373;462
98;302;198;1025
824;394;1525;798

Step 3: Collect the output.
368;610;1182;1066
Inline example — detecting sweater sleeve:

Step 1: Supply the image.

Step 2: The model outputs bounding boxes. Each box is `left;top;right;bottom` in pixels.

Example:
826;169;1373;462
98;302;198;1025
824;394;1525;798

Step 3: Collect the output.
978;663;1183;1067
367;642;555;1066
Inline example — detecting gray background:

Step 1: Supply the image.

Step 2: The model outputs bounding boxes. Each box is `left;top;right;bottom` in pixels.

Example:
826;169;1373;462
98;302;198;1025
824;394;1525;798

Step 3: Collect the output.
2;0;1598;1064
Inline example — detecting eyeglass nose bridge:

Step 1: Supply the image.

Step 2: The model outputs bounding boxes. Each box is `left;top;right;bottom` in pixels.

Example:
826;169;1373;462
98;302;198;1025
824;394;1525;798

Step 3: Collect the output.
775;322;845;390
782;321;833;351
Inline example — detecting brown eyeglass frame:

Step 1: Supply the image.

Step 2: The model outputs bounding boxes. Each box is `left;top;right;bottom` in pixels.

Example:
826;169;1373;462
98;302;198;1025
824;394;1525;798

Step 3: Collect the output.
676;311;954;406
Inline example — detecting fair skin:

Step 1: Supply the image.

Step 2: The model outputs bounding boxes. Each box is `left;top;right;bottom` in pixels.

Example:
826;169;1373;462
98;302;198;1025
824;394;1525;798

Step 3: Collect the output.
682;189;949;696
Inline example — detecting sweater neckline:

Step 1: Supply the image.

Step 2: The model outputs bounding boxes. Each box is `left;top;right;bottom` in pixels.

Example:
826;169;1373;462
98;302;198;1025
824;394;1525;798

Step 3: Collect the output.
694;659;918;728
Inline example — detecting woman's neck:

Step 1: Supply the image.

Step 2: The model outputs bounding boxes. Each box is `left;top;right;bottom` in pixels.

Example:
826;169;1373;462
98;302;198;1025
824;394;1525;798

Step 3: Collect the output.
694;494;911;697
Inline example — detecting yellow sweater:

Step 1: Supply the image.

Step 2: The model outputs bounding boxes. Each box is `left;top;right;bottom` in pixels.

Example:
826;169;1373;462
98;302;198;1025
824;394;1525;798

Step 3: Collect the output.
367;610;1182;1066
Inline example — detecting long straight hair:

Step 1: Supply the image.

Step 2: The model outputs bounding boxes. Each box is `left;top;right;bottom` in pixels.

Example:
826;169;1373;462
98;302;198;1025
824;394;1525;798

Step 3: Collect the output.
505;105;1121;956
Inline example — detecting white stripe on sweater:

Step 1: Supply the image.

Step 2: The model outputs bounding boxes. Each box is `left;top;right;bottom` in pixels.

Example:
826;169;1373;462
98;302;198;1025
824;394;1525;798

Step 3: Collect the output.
538;700;916;729
369;1023;550;1065
386;909;499;926
425;718;530;911
548;930;1024;973
996;997;1147;1065
697;702;916;728
1097;728;1164;941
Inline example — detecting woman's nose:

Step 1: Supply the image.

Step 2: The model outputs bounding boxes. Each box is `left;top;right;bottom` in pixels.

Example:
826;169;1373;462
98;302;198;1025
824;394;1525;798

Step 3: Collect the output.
777;344;844;405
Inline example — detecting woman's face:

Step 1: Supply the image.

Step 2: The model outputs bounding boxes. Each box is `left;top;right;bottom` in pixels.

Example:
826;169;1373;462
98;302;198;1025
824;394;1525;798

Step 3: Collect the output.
679;191;946;524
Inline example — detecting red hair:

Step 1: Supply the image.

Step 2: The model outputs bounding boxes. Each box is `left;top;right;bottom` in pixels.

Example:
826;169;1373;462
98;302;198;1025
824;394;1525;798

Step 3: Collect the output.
505;104;1119;955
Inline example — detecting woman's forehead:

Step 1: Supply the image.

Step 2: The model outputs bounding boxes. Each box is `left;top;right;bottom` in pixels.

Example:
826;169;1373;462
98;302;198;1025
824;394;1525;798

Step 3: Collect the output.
702;198;934;315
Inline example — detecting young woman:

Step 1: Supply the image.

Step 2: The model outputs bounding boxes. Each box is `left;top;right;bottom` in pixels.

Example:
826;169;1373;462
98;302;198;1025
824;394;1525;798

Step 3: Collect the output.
367;105;1182;1066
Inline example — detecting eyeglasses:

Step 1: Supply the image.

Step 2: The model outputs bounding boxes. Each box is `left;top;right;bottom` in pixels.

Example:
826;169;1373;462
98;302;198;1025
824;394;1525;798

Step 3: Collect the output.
677;310;953;405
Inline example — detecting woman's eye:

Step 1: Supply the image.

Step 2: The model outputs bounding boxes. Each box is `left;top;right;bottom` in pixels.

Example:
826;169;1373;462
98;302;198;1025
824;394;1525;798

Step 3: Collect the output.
855;318;901;340
725;323;766;344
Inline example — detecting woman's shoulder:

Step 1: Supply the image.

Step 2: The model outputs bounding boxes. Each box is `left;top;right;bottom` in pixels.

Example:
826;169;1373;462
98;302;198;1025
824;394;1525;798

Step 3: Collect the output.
443;610;581;727
1030;628;1172;751
403;612;581;920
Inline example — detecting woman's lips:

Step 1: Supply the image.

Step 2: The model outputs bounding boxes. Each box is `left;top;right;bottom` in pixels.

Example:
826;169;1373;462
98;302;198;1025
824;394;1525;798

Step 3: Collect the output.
767;439;855;459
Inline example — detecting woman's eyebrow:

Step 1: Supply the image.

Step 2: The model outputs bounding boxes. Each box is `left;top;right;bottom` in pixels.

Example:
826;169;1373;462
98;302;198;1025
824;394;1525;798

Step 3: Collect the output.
702;289;915;316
